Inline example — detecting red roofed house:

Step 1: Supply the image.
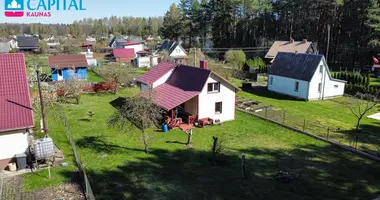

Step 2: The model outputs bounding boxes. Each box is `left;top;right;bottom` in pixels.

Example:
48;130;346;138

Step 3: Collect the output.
113;48;135;63
136;61;240;127
0;53;34;170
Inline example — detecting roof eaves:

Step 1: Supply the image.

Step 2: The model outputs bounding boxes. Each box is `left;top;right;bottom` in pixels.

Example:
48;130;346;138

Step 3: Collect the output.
211;71;241;91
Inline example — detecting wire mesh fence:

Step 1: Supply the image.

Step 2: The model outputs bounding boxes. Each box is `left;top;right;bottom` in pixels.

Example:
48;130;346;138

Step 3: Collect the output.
59;106;95;200
251;107;380;157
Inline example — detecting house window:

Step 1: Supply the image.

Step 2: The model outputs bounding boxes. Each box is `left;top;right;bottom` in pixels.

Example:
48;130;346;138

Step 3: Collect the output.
318;83;322;93
215;102;222;114
208;82;220;93
294;81;299;92
176;49;180;53
58;69;62;76
75;68;79;73
319;65;323;73
334;85;339;88
270;77;273;85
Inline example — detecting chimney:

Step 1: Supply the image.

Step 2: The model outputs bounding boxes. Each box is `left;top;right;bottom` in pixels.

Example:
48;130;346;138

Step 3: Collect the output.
200;60;208;69
302;39;308;43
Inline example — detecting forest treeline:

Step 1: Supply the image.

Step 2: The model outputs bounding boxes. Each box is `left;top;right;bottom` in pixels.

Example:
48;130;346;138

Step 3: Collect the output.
3;0;380;68
160;0;380;68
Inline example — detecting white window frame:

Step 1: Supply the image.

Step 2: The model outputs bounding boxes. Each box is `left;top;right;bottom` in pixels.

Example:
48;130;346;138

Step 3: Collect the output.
208;82;220;93
320;65;323;74
318;83;322;93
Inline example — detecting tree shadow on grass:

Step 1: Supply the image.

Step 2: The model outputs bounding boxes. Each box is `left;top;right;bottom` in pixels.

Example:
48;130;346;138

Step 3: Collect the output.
241;86;302;101
61;143;380;200
109;97;127;110
76;136;145;154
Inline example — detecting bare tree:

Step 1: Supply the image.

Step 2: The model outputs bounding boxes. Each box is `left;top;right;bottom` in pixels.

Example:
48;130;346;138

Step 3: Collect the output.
55;77;88;104
158;50;173;62
109;92;163;153
98;64;134;94
345;93;379;131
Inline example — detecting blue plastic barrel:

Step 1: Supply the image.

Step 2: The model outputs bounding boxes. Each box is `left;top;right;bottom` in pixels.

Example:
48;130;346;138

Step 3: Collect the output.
162;123;168;132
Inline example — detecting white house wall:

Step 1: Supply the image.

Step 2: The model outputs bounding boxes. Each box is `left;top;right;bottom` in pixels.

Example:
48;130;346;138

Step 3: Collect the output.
137;57;151;68
170;45;187;57
268;75;309;99
0;130;29;160
308;60;345;100
152;69;174;88
124;44;144;57
197;74;236;122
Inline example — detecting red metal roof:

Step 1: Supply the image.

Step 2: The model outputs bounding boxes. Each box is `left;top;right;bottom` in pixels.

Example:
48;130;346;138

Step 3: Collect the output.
0;53;34;131
142;83;200;111
113;48;135;58
48;54;88;69
136;62;177;85
166;65;211;91
121;42;141;46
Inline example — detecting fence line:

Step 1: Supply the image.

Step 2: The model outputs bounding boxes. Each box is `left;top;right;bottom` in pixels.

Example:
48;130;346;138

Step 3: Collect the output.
59;106;95;200
236;107;380;162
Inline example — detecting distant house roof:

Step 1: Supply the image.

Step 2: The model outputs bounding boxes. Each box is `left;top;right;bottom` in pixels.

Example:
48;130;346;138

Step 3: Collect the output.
113;48;135;58
48;54;88;69
109;37;127;47
158;39;186;55
265;40;312;59
269;52;324;82
121;41;142;46
0;53;34;132
136;62;177;85
136;50;151;55
17;36;39;49
139;63;239;111
0;42;10;53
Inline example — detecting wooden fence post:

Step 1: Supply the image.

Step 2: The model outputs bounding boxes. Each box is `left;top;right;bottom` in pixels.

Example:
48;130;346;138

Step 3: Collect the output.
242;155;246;179
327;127;330;140
212;136;218;159
303;119;306;131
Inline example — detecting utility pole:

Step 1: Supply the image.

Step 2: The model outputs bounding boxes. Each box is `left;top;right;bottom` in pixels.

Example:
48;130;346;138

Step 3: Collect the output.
194;48;197;67
36;65;48;135
326;24;331;62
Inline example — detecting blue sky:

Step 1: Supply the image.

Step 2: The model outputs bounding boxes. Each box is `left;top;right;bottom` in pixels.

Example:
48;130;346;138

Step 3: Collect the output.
1;0;179;24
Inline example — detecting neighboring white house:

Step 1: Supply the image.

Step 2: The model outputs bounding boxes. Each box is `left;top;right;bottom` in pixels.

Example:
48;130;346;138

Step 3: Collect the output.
268;52;346;100
157;39;188;64
81;49;98;66
136;61;239;123
135;50;159;68
0;53;34;170
122;42;144;57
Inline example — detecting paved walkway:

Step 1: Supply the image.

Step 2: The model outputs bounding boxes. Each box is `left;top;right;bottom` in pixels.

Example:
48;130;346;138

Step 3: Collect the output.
368;113;380;120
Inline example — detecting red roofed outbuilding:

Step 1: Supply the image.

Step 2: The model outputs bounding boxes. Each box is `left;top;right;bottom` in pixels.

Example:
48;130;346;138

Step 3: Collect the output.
0;53;34;169
113;48;135;63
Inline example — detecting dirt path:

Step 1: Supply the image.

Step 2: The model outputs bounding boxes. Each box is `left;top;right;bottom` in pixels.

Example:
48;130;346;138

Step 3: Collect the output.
2;176;85;200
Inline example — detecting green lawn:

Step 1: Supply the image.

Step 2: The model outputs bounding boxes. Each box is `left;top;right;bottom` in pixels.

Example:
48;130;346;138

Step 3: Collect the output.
87;70;105;82
370;77;380;86
24;88;380;200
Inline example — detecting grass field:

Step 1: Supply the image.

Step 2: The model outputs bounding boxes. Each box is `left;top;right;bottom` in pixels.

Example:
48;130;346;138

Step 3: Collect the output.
370;77;380;86
23;88;380;200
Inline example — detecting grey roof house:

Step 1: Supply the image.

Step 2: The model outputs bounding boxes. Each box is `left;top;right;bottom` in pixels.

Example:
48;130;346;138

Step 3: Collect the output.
157;39;187;64
16;36;39;51
267;52;345;100
108;37;127;48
